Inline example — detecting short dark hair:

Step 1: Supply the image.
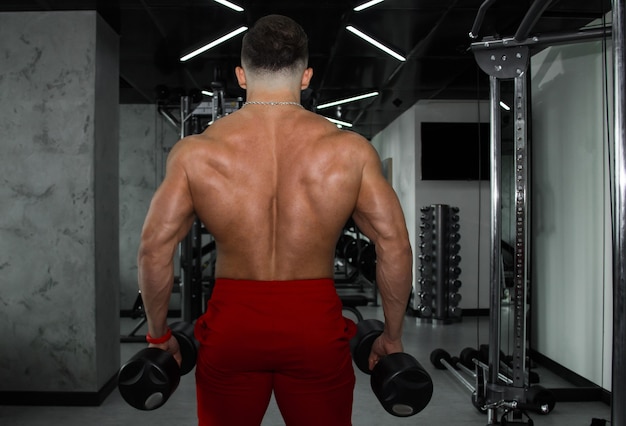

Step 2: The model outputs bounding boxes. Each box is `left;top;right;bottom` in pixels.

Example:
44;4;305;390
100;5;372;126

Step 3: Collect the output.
241;15;308;73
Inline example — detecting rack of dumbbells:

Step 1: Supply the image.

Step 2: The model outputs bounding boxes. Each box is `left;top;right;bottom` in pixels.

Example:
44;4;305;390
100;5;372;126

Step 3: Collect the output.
416;204;462;323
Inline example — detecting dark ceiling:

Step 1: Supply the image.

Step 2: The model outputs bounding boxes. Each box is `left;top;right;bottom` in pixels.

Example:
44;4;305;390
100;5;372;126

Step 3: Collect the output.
0;0;613;139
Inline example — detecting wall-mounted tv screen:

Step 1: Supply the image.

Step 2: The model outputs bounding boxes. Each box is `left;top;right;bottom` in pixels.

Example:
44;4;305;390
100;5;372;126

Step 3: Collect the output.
420;122;490;181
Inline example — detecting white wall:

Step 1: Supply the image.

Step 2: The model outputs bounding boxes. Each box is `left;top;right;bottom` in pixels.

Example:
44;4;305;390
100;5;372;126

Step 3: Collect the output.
531;40;612;389
371;107;417;297
371;100;491;310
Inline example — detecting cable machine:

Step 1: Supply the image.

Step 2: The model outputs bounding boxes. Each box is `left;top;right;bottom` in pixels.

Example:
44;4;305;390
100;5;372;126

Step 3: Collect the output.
468;1;614;424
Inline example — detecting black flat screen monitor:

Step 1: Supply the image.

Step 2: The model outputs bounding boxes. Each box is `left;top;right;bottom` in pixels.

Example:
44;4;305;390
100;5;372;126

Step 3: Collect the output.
420;122;490;181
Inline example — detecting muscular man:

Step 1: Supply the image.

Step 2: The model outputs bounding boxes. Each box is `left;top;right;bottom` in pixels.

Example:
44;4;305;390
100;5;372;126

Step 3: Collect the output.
137;14;412;426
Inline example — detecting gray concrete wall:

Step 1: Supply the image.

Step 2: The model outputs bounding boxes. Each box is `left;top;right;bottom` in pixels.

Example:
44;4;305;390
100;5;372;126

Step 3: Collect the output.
0;11;119;394
119;105;179;311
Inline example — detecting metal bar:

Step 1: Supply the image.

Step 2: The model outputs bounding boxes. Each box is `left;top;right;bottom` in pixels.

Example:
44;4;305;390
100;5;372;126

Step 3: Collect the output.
514;0;555;42
469;0;498;39
613;1;626;425
488;75;503;386
179;96;193;323
157;106;181;132
511;74;529;388
471;27;612;51
475;359;513;385
457;361;476;378
435;205;447;319
441;359;475;393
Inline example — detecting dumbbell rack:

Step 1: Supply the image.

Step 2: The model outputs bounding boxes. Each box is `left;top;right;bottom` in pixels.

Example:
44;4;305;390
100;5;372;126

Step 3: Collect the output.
417;204;462;323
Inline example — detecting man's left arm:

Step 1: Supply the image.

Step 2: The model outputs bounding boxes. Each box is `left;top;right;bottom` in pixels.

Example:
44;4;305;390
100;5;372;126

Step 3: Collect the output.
137;142;196;360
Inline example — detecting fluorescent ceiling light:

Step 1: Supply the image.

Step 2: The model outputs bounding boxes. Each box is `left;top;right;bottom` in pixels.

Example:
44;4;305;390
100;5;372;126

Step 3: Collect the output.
202;90;214;97
346;26;406;61
500;101;511;111
212;0;244;12
180;26;248;62
316;91;379;110
354;0;384;11
324;117;353;128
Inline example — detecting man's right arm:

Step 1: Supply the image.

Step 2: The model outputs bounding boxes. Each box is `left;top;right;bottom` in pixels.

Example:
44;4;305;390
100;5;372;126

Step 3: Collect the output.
351;142;413;370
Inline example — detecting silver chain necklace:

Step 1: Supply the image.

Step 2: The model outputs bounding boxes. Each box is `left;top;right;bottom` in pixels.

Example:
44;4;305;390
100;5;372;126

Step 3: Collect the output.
243;101;303;108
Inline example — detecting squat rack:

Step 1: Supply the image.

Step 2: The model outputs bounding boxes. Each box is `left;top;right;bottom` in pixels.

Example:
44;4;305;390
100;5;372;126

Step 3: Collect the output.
469;0;622;424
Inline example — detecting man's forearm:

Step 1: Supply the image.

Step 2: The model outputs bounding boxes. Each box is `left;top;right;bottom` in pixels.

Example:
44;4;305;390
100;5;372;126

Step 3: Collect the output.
138;251;175;338
375;242;413;341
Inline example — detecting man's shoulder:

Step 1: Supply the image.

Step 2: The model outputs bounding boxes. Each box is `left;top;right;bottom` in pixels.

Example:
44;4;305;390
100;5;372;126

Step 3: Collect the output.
322;127;377;158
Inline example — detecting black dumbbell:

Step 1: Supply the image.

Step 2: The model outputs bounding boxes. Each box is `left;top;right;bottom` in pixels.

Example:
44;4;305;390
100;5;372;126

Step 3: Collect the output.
118;322;199;410
350;319;433;417
459;346;480;369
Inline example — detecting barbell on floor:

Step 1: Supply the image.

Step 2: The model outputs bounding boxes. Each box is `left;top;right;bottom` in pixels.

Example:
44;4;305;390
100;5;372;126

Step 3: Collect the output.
430;348;555;415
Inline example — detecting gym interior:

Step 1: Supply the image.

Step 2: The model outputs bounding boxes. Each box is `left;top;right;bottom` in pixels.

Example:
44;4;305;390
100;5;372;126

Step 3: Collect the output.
0;0;624;425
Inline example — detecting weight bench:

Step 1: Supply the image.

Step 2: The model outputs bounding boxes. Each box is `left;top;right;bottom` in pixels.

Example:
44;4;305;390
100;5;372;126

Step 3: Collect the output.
340;294;369;322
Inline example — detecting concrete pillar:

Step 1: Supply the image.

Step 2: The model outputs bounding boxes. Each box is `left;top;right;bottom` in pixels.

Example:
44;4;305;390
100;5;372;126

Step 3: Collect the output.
0;11;120;404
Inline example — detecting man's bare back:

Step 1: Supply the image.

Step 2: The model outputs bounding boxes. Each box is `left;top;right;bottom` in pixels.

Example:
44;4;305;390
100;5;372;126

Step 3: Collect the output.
138;19;413;414
163;104;383;281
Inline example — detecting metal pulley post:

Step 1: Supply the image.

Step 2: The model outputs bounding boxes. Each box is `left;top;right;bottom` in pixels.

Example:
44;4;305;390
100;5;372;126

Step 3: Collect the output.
179;95;194;323
487;75;504;425
471;16;532;423
613;1;626;425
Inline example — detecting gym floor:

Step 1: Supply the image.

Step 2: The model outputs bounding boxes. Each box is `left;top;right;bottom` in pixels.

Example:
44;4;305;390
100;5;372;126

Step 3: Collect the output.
0;306;611;426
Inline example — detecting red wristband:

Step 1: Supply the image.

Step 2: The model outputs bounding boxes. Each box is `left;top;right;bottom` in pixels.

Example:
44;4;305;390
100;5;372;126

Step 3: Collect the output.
146;327;172;344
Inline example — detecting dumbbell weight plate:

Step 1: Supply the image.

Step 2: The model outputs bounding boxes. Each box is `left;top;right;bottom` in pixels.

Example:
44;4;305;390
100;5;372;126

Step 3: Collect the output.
371;352;434;417
349;319;384;374
429;348;451;370
526;385;556;414
459;347;479;369
169;321;199;375
118;347;180;411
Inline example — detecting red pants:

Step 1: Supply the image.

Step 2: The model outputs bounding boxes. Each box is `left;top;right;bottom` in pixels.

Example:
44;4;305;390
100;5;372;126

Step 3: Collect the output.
194;278;356;426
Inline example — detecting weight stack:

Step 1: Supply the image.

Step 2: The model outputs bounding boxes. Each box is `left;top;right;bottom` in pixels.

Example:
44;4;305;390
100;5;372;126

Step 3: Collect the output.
417;205;462;323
